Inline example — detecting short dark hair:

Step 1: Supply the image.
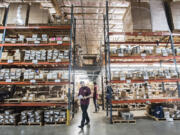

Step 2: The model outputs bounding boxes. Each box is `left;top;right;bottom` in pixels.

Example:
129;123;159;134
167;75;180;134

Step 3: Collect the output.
94;82;97;85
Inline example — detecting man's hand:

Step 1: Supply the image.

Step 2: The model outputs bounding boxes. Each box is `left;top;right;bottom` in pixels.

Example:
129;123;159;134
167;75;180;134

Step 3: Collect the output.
83;96;87;99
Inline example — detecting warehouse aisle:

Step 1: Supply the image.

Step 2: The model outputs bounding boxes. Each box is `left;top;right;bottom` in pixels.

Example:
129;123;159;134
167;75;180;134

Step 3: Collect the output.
1;101;180;135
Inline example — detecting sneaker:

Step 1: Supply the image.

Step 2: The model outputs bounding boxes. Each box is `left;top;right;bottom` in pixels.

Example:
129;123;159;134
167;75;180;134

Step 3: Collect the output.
78;125;84;129
84;122;90;125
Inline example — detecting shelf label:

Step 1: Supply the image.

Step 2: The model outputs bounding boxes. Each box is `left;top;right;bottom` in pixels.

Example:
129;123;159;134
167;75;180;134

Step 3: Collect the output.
55;79;61;82
126;80;131;83
34;41;40;44
57;41;63;44
32;60;38;64
55;59;61;62
30;80;36;83
6;79;12;82
118;53;124;57
163;52;168;56
144;76;149;80
120;77;125;81
7;59;13;63
141;53;146;57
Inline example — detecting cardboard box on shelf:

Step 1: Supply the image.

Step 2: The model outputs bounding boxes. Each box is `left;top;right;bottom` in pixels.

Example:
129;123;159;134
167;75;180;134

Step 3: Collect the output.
0;8;5;25
7;3;28;26
1;52;8;60
123;2;152;32
29;3;49;25
170;1;180;31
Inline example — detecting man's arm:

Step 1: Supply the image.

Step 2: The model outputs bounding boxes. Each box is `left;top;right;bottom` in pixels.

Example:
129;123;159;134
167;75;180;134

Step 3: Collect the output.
83;87;92;99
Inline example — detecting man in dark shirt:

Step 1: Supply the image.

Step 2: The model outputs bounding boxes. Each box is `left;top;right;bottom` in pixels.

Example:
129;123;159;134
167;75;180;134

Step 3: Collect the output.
93;82;98;113
78;81;91;129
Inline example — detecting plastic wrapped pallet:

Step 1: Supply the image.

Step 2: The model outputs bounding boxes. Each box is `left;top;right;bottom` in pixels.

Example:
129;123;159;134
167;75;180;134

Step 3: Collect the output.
149;0;169;32
7;3;28;26
0;8;5;25
29;3;49;25
131;2;152;31
20;110;42;124
170;2;180;31
123;2;152;32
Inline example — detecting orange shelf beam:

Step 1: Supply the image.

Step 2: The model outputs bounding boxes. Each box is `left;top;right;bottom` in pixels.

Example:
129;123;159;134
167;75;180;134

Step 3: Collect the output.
110;56;180;60
0;102;68;107
109;32;171;36
111;79;180;84
0;25;71;30
0;62;69;66
0;81;69;85
109;42;180;46
110;61;178;64
112;98;180;104
0;43;70;47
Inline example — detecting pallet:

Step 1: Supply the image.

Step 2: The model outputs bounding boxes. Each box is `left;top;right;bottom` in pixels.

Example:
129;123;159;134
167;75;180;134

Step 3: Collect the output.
146;113;180;121
4;98;21;103
18;122;43;126
0;123;17;126
112;117;136;124
44;121;66;125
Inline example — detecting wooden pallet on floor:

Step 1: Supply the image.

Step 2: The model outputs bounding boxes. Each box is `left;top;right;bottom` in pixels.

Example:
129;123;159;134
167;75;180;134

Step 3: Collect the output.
18;122;43;126
44;121;66;125
146;113;180;121
112;116;136;124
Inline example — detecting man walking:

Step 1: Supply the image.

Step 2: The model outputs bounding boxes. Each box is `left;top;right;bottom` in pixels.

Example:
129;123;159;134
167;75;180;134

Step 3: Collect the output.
93;82;98;113
78;81;91;129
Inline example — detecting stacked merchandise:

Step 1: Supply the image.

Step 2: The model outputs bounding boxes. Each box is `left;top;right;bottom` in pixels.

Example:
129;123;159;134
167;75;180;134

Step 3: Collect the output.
148;103;180;121
44;110;66;124
24;50;46;61
0;110;20;125
23;50;69;62
0;69;68;82
110;46;180;57
0;69;22;81
0;113;3;124
111;68;178;81
2;33;70;44
148;104;164;119
23;69;44;81
20;110;43;125
13;86;67;102
112;82;178;101
1;50;21;62
120;112;134;120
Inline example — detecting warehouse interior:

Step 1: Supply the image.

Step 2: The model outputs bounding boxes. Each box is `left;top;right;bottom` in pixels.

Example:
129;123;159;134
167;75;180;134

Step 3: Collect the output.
1;0;180;135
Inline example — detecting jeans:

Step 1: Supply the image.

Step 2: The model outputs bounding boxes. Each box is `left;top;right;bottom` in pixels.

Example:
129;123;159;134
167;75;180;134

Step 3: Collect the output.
81;104;90;127
93;98;97;112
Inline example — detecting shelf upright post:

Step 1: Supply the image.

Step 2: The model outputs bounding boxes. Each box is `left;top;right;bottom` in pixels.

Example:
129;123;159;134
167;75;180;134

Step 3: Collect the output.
72;18;76;118
106;0;112;124
103;15;109;116
0;7;9;60
169;33;180;97
67;5;74;125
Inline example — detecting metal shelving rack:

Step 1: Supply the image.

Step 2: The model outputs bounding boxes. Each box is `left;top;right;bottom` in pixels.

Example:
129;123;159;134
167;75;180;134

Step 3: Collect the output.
104;1;180;123
0;6;76;125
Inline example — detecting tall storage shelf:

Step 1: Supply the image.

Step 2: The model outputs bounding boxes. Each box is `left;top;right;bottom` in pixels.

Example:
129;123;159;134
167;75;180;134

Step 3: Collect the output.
0;6;76;125
104;1;180;123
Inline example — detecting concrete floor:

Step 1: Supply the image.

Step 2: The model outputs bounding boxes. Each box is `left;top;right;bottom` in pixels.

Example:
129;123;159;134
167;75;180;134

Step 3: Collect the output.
1;102;180;135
